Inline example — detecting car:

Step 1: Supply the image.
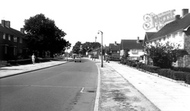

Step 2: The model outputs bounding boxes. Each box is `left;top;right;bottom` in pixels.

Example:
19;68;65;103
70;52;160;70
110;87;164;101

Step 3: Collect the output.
74;55;81;62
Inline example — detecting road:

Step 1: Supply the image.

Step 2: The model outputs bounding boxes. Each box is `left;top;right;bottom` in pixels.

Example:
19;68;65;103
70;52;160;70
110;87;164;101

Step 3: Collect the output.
0;59;98;111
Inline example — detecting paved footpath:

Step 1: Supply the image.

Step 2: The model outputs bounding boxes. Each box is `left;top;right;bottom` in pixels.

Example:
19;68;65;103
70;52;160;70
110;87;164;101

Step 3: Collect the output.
0;61;67;78
105;61;190;111
97;62;160;111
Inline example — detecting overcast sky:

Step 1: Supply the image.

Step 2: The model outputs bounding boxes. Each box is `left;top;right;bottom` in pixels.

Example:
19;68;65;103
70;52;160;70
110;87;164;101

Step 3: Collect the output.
0;0;189;50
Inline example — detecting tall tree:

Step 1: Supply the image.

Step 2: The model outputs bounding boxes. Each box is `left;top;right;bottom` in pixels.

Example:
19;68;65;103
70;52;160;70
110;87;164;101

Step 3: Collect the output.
24;13;69;57
72;41;82;54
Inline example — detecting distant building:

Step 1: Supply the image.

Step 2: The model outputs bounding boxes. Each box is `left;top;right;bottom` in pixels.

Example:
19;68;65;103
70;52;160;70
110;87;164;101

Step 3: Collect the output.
0;20;28;62
120;37;144;61
143;9;190;67
108;43;120;61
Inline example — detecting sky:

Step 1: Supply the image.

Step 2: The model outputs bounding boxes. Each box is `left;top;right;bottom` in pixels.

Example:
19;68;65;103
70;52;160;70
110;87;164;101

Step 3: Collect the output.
0;0;190;51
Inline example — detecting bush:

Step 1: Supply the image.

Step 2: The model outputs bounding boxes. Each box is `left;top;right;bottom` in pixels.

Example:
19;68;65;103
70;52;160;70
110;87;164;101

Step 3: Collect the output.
8;59;31;65
36;57;51;63
172;67;190;73
158;69;175;79
186;74;190;84
120;58;127;64
173;71;188;81
158;69;190;84
126;60;137;67
136;62;145;69
139;64;160;73
8;58;52;66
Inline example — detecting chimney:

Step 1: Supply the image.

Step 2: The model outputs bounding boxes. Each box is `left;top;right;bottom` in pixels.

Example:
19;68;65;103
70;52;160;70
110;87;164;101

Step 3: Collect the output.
137;37;139;43
20;28;25;34
175;15;181;20
1;20;5;27
182;9;189;17
4;21;10;28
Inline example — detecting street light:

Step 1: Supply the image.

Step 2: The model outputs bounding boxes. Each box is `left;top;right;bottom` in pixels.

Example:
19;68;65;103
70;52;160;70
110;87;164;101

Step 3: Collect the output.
98;30;103;67
95;36;97;42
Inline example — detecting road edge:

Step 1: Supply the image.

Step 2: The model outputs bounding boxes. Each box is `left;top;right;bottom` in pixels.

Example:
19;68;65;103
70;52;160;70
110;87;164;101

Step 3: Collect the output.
93;63;101;111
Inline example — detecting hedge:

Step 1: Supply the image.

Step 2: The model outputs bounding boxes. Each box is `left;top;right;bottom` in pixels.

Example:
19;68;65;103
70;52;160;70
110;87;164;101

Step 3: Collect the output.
120;60;190;84
157;69;190;84
158;69;175;79
8;58;52;66
172;67;190;73
173;71;189;82
137;62;160;73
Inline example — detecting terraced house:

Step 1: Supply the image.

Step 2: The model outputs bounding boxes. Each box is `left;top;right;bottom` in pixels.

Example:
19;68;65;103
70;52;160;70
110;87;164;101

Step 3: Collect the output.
0;20;28;63
144;9;190;67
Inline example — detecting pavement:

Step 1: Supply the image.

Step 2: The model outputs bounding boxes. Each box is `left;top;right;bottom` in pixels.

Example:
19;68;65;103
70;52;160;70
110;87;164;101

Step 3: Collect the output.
1;58;190;111
0;60;67;79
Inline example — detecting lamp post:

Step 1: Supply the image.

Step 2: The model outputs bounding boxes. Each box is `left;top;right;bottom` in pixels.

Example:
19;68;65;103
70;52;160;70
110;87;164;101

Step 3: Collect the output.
98;30;103;67
95;36;97;42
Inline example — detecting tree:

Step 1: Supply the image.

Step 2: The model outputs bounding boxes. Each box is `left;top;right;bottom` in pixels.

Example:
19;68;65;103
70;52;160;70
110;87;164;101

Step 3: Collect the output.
146;42;187;68
24;13;69;57
72;41;82;54
82;42;101;55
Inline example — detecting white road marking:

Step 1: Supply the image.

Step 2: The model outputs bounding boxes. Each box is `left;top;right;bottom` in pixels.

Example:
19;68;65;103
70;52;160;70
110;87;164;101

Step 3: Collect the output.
80;87;85;93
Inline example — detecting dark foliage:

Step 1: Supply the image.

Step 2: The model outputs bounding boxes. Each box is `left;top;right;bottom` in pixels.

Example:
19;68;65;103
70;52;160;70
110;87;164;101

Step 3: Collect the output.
24;14;70;57
172;67;190;73
146;42;187;68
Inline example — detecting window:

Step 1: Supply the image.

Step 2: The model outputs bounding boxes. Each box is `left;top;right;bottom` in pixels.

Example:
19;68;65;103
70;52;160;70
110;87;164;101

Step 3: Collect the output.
14;37;17;42
3;33;6;39
20;38;23;43
14;47;17;55
8;35;11;41
132;49;138;54
4;45;7;54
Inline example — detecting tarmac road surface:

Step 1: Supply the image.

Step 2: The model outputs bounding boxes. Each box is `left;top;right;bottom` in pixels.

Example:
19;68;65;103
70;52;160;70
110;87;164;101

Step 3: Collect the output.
0;59;98;111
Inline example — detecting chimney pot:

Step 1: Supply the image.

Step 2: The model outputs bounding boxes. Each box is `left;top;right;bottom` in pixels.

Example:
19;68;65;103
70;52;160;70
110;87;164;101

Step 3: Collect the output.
175;15;181;20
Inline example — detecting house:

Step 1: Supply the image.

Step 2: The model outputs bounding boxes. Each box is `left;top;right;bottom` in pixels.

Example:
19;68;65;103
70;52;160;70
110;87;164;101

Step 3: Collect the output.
120;37;144;61
0;20;28;63
108;43;120;61
143;32;156;64
143;9;190;67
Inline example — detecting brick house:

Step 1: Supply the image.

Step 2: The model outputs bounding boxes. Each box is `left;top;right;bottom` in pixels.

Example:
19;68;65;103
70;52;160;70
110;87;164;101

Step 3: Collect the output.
143;9;190;67
0;20;28;62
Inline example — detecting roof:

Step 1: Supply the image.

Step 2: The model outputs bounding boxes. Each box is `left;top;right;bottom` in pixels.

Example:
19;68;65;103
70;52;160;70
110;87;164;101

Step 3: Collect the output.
143;32;156;45
120;39;143;50
0;24;24;37
149;13;190;41
109;43;120;51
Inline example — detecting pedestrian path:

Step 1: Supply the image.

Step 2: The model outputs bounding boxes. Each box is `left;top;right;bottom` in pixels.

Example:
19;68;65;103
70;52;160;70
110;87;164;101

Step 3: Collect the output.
97;63;160;111
106;61;190;111
0;61;67;78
